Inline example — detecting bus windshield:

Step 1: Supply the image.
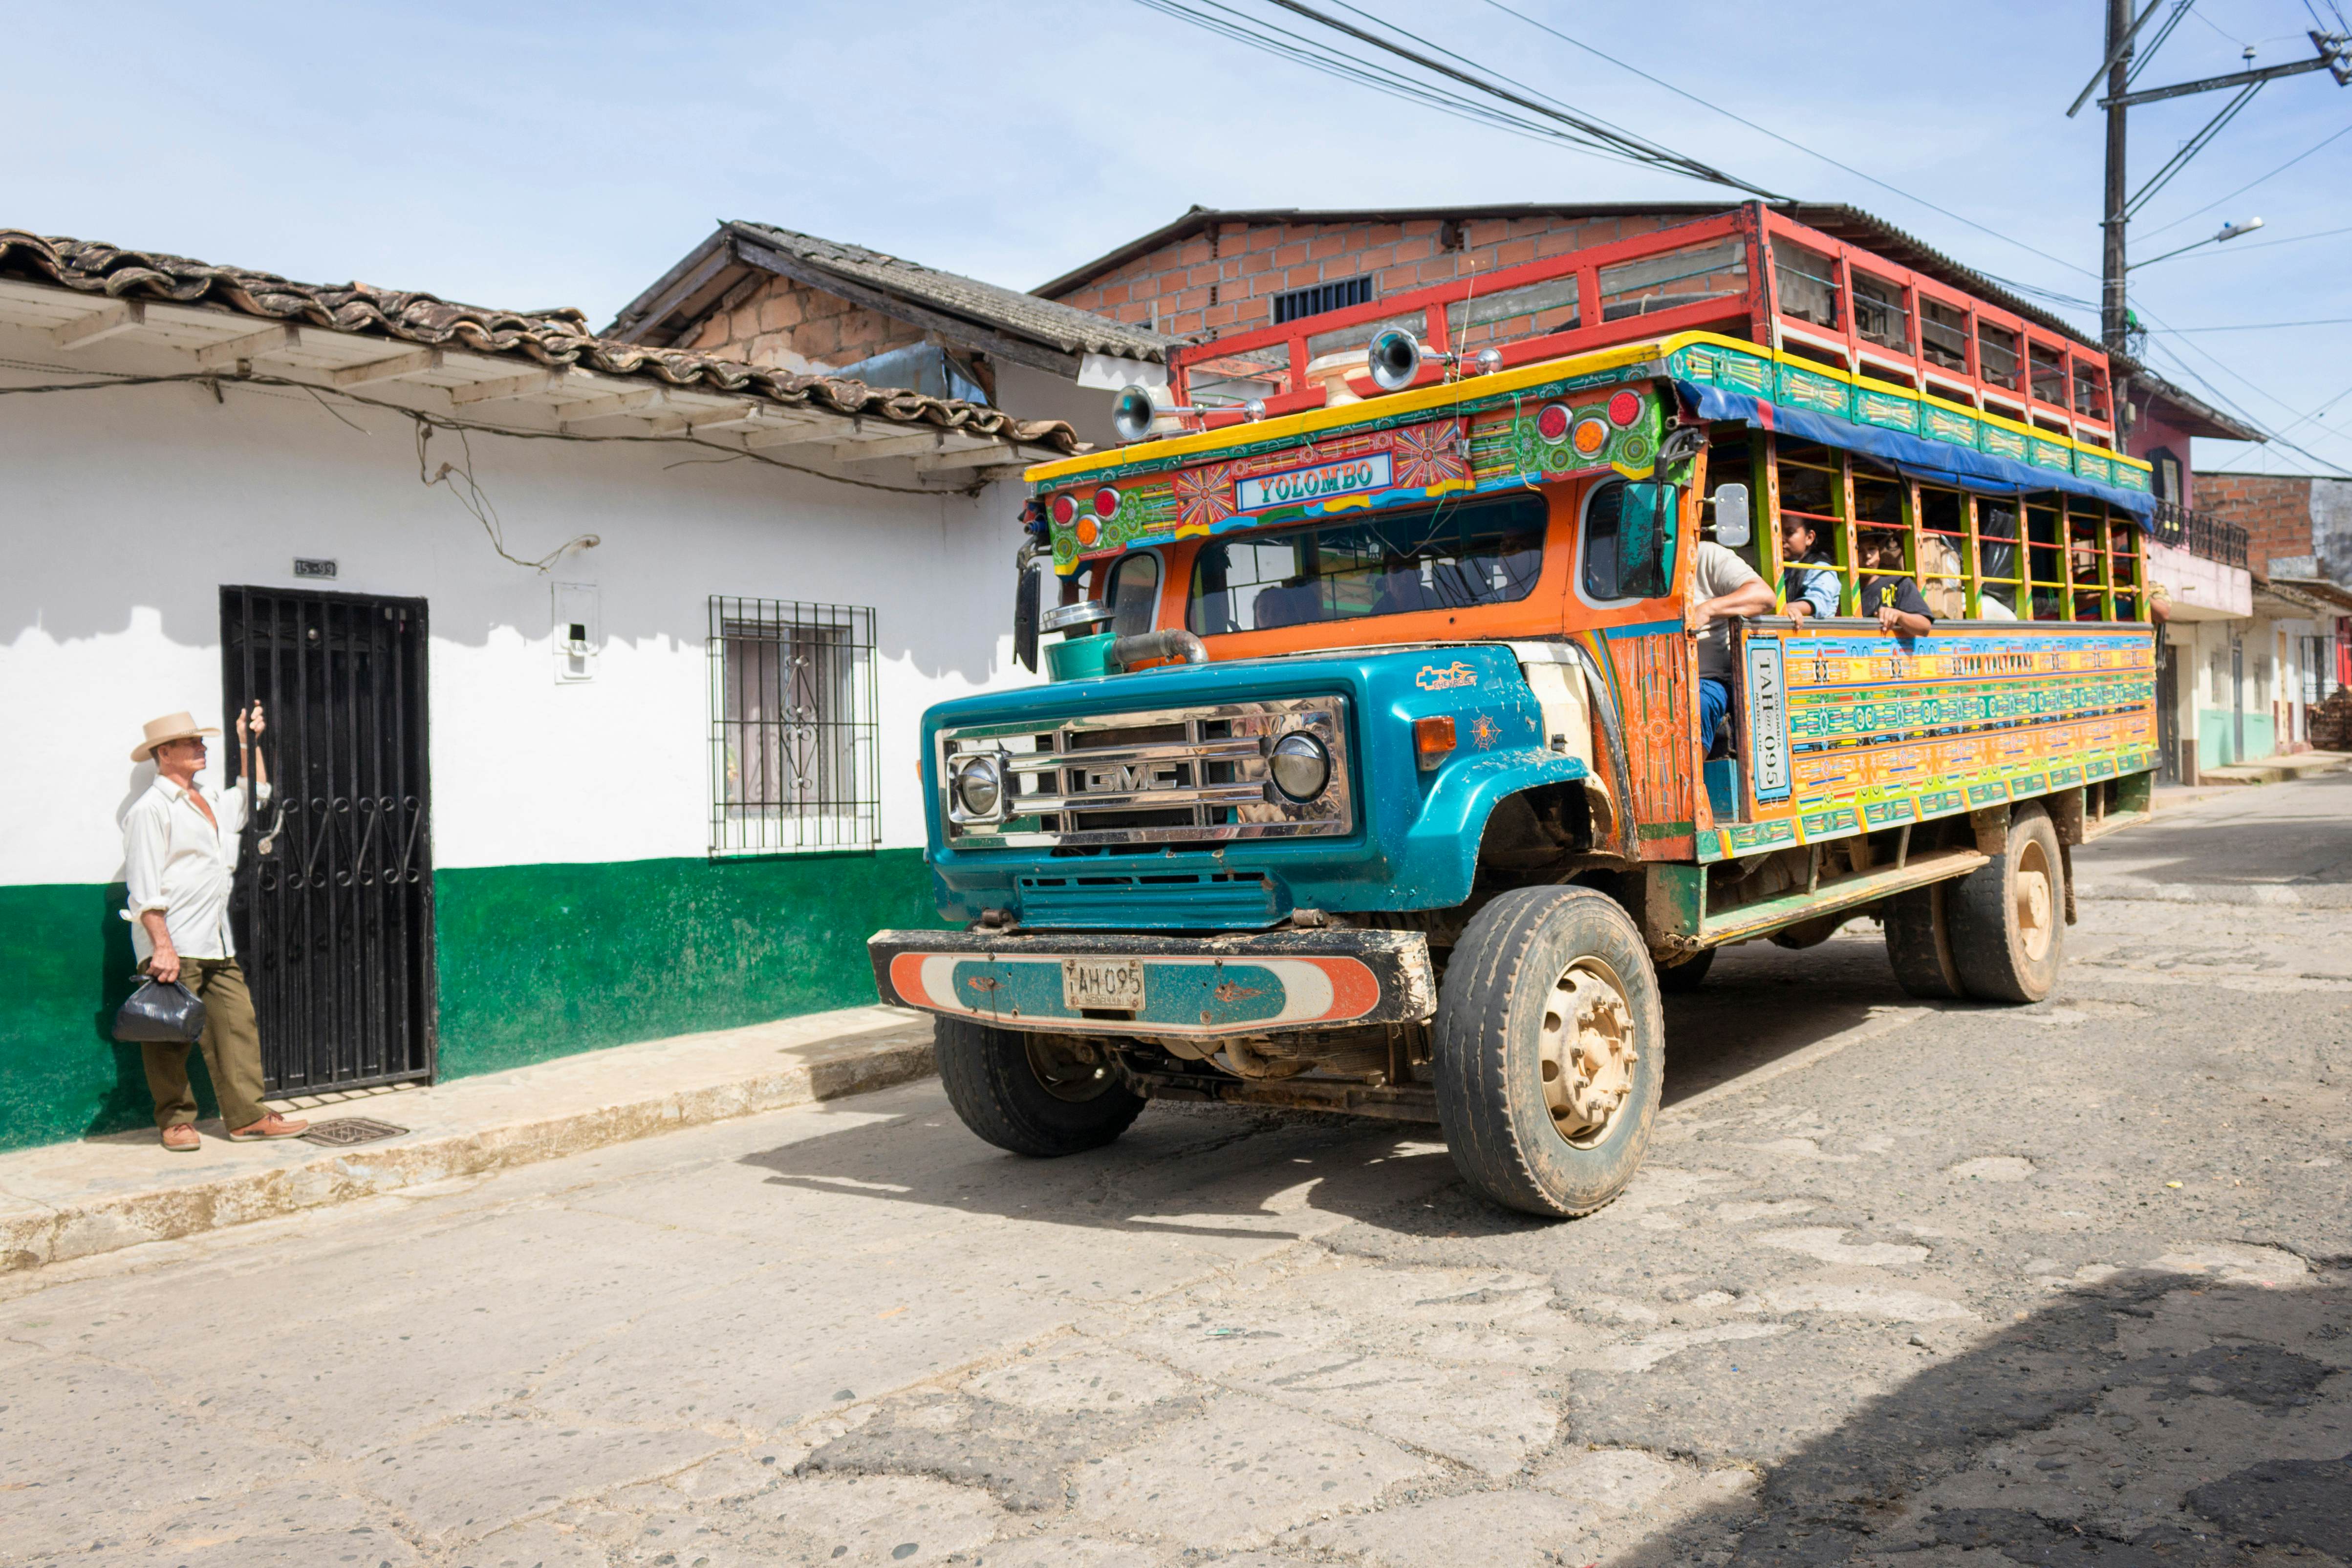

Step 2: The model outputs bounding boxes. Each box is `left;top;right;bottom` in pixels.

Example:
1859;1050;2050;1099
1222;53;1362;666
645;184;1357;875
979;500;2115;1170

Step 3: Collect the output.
1187;494;1546;636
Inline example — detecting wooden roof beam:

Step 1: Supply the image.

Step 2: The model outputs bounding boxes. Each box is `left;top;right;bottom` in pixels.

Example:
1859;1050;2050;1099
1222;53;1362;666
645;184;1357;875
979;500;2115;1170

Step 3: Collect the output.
327;346;444;388
193;322;302;369
51;299;145;349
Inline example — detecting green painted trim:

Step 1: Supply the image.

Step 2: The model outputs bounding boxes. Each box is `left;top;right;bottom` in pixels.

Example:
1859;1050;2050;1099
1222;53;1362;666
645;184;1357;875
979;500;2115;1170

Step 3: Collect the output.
0;883;165;1151
0;852;950;1153
432;851;948;1081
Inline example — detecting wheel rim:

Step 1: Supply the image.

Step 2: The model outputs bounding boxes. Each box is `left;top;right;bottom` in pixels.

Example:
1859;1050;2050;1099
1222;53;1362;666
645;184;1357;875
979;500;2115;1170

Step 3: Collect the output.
1537;956;1638;1148
2013;837;2055;964
1026;1034;1116;1102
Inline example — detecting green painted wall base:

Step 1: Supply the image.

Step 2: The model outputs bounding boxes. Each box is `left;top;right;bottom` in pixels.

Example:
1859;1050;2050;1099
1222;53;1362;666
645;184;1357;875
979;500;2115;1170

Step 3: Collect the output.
0;852;946;1153
2198;710;2277;769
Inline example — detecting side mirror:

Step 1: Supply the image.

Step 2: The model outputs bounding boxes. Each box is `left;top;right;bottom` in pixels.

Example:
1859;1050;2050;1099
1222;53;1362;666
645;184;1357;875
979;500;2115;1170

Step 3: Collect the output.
1712;483;1751;548
1013;566;1041;674
1618;481;1679;598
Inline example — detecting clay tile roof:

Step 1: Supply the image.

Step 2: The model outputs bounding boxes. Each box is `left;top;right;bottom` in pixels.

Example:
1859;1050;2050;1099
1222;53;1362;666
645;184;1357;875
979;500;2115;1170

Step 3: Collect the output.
0;229;1084;453
722;221;1175;362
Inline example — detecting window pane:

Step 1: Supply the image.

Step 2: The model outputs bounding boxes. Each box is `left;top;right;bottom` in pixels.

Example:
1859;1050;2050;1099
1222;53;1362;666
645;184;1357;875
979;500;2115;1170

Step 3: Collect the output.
1304;308;1426;361
1978;322;2020;390
1187;494;1547;635
1852;271;1911;354
1185;341;1291;407
1106;552;1161;639
1598;239;1747;322
1773;241;1840;329
1920;298;1969;371
2029;342;2067;407
1446;274;1580;351
1582;480;1672;601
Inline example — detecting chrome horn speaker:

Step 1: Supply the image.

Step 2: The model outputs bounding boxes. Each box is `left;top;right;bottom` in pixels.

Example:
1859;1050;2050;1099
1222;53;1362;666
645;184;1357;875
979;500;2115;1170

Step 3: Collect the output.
1367;327;1424;393
1111;385;1202;443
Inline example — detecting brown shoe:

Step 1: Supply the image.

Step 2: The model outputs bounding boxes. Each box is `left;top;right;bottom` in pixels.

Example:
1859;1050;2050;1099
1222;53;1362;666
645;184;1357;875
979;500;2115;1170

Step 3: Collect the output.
228;1113;309;1142
161;1124;201;1152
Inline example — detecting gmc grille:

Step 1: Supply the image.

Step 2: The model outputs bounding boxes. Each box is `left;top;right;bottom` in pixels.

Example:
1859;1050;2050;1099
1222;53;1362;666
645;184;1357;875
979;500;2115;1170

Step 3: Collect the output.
939;697;1352;849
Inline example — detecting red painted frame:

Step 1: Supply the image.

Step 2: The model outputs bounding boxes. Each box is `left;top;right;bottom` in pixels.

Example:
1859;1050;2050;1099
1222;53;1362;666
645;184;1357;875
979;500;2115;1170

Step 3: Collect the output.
1168;205;2116;448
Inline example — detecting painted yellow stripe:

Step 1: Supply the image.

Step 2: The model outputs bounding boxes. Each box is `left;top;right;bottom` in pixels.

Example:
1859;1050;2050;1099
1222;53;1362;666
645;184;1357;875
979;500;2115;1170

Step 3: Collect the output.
1026;328;2149;486
1023;339;1678;484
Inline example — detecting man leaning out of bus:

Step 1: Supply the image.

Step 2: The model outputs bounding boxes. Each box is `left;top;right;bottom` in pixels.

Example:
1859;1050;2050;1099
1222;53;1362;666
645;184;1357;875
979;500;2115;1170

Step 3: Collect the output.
1687;540;1779;751
1858;533;1936;637
1779;514;1840;622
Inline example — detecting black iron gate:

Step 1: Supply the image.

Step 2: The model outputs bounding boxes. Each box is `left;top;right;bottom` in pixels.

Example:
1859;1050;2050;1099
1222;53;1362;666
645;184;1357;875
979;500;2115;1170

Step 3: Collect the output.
221;587;434;1094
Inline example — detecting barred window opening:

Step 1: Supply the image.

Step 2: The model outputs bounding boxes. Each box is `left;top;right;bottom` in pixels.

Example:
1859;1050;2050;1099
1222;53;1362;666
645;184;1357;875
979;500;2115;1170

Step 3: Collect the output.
709;598;879;856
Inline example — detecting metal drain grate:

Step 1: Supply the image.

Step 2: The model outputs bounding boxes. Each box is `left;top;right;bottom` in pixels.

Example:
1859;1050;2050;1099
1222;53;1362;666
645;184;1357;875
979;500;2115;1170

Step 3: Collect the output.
299;1117;410;1148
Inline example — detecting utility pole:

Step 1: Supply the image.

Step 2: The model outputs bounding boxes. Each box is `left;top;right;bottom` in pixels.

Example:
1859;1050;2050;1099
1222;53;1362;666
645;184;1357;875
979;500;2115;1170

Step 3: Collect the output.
2101;0;2132;355
2069;9;2352;362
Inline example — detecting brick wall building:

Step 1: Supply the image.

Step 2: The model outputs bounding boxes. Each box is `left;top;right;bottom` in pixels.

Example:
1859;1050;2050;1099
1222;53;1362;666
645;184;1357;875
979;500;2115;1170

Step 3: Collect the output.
1038;205;1708;342
2197;473;2323;579
682;272;927;377
605;221;1173;436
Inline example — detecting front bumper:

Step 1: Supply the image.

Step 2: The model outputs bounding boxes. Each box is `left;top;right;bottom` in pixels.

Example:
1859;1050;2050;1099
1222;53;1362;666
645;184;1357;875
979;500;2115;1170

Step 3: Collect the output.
868;927;1437;1039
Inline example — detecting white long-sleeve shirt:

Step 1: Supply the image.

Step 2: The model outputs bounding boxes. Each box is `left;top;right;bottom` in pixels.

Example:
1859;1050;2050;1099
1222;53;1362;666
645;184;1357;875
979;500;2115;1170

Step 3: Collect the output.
122;776;270;961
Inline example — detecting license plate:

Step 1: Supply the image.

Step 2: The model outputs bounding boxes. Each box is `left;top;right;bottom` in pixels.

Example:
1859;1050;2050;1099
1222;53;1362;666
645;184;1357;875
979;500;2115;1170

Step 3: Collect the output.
1062;957;1146;1012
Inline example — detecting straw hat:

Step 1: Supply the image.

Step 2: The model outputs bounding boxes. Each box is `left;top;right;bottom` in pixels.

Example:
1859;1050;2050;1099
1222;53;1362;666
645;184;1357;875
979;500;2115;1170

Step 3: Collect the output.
132;711;220;762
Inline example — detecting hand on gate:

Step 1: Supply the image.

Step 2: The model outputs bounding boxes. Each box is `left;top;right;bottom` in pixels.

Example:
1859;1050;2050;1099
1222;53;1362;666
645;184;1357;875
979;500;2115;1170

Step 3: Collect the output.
236;702;266;744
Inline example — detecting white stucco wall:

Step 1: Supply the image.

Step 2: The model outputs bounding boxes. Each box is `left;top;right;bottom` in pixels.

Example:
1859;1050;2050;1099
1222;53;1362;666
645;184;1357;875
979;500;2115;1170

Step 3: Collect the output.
0;359;1036;886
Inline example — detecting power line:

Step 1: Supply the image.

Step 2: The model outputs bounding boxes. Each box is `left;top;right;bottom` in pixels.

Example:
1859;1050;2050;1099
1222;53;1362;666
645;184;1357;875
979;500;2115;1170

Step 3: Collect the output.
2134;301;2352;474
2135;119;2352;239
2151;316;2352;330
2143;219;2352;256
2125;80;2267;216
1471;0;2104;282
1127;0;1715;179
1127;0;1585;150
1260;0;1781;196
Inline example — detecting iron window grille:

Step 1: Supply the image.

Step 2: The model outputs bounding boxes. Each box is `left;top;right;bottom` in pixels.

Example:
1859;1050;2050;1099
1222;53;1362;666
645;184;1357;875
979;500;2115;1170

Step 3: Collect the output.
1272;276;1374;325
709;598;880;856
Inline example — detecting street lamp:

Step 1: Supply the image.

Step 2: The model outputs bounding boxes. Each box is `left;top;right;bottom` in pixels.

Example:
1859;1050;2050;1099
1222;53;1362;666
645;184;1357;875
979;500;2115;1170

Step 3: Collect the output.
2130;216;2266;271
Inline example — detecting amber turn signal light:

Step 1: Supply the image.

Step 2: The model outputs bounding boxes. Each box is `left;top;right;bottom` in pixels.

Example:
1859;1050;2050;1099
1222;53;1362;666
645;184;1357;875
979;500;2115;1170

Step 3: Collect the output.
1414;715;1456;771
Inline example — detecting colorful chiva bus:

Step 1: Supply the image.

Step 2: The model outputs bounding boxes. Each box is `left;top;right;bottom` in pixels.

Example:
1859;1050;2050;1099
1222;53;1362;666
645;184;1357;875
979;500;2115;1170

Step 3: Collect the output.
870;204;2156;1219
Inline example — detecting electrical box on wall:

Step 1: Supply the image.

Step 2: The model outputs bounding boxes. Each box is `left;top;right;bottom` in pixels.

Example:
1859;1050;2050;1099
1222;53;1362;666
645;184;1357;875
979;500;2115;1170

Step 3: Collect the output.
553;582;600;683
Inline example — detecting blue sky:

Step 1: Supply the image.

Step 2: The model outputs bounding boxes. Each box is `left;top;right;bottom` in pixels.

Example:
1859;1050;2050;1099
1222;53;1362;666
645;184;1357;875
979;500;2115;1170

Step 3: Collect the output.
12;0;2350;472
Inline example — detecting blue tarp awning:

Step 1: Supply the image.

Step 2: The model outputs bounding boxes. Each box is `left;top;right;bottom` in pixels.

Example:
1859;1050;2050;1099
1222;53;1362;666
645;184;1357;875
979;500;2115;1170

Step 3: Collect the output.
1673;380;2156;520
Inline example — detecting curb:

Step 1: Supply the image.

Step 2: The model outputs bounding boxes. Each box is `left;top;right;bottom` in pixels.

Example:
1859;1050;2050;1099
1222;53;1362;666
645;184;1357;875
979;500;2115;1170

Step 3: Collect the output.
0;1028;934;1275
2073;879;2352;909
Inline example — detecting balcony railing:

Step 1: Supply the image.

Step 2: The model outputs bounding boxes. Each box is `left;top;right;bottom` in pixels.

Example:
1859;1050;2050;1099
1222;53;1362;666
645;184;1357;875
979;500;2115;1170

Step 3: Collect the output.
2148;499;2249;569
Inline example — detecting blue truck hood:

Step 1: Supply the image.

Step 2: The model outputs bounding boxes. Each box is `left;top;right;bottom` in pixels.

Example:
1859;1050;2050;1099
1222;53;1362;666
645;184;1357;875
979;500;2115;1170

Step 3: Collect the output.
919;644;1588;929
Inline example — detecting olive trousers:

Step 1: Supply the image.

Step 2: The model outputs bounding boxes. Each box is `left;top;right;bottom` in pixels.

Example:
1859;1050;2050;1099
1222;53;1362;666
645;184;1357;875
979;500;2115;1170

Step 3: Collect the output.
140;956;270;1132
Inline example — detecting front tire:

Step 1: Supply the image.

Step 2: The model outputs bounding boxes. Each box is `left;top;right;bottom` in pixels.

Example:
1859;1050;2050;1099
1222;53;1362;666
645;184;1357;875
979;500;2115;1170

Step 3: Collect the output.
1948;805;2066;1003
934;1018;1145;1157
1433;887;1664;1218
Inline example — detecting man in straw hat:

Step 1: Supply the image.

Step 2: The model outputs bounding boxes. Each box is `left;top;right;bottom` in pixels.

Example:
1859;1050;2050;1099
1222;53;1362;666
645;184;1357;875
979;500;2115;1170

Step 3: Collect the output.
124;706;307;1151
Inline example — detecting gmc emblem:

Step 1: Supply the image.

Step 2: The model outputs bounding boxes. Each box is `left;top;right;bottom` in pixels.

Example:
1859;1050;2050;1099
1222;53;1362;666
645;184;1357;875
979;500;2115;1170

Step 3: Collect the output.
1083;762;1180;794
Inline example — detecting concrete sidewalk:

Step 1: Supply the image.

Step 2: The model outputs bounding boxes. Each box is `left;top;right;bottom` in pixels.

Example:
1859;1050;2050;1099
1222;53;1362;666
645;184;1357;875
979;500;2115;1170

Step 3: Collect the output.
2196;748;2352;785
0;1003;934;1273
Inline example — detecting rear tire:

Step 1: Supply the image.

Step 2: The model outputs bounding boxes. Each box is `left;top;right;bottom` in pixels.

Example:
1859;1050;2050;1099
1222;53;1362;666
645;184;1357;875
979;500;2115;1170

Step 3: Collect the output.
1655;946;1716;993
1948;806;2066;1003
934;1017;1145;1157
1433;886;1664;1218
1883;881;1964;999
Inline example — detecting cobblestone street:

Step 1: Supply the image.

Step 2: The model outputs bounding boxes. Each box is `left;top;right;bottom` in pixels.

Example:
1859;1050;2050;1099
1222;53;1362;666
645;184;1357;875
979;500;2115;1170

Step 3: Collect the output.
3;785;2347;1568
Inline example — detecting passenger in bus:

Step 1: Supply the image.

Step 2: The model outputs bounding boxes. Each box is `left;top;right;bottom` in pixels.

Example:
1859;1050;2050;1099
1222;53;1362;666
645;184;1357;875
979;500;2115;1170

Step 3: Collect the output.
1778;515;1839;621
1857;534;1935;636
1687;540;1778;750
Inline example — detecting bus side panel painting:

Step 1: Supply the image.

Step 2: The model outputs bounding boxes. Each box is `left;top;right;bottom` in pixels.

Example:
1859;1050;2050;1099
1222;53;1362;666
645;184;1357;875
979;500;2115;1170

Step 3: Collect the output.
1707;621;2158;860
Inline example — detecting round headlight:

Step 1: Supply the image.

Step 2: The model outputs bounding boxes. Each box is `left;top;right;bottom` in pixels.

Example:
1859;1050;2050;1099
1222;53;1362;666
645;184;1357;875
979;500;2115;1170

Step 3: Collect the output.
1268;732;1331;802
953;755;1003;818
